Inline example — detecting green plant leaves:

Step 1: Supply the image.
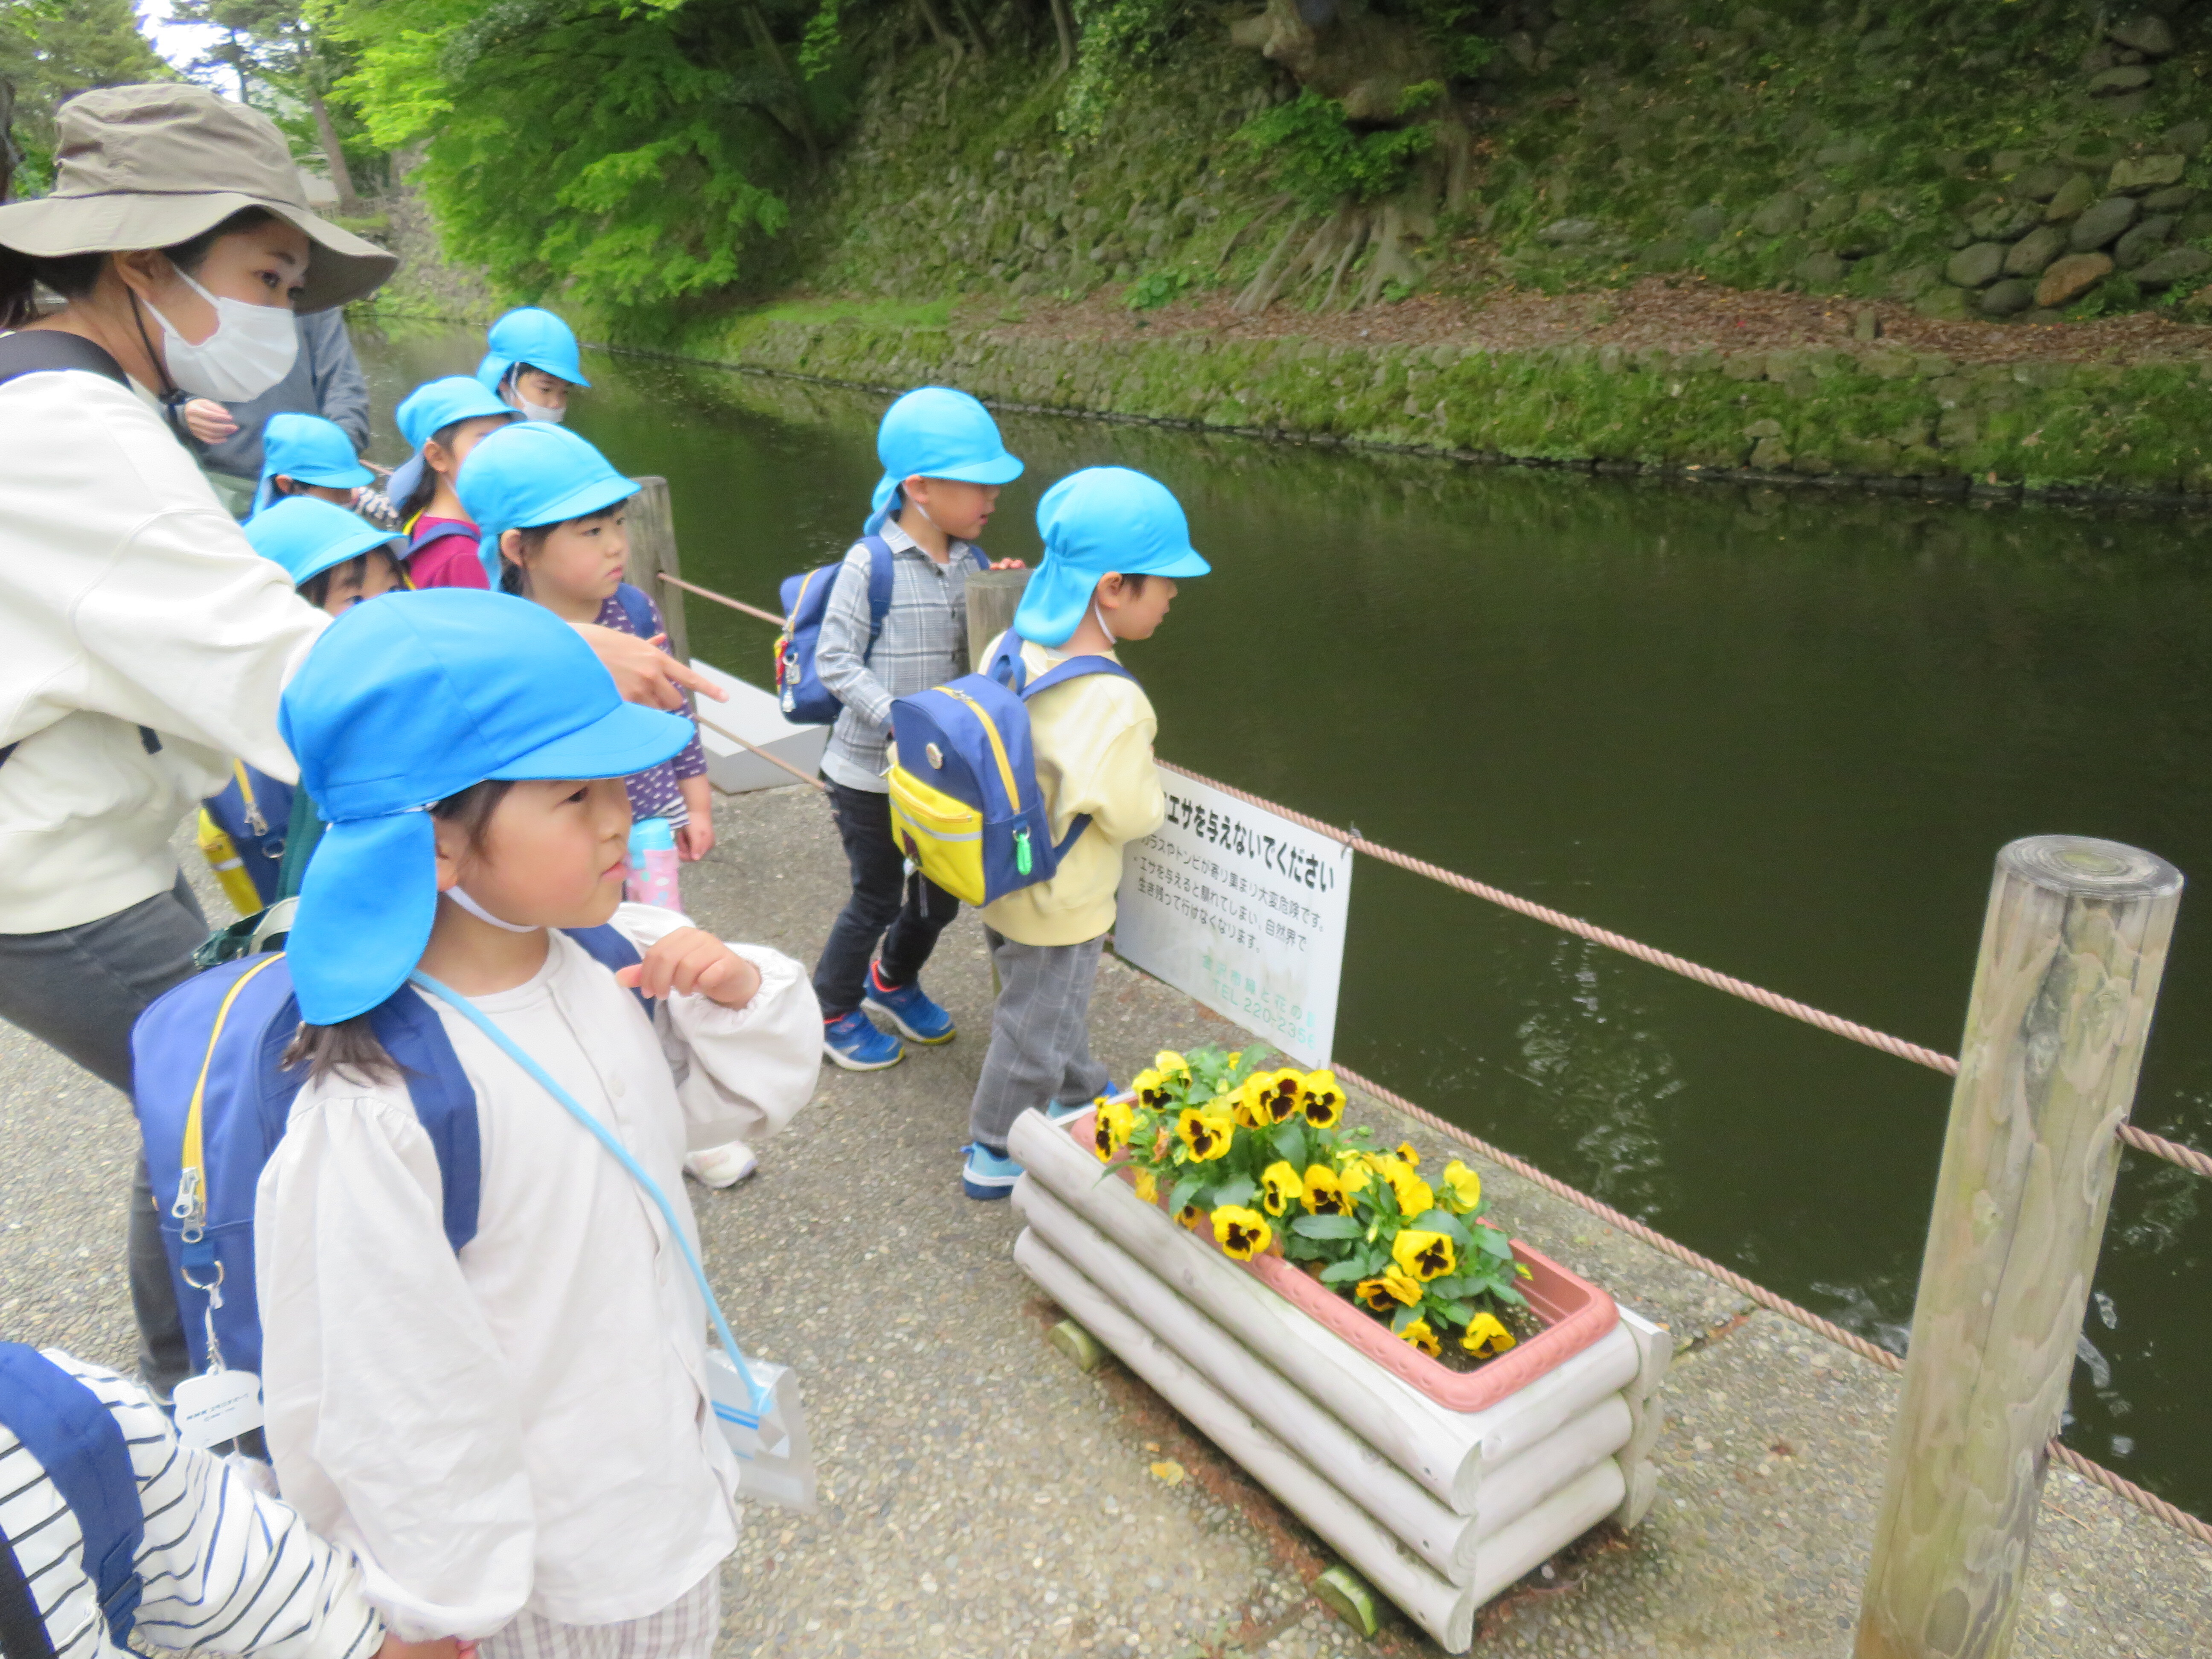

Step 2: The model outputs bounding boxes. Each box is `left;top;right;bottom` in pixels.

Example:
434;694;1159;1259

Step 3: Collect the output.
1291;1214;1365;1240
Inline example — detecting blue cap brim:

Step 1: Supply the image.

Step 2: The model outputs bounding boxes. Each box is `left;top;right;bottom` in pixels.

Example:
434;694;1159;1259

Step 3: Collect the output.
524;473;638;528
288;460;376;489
290;809;438;1025
1141;547;1211;578
928;452;1024;486
486;698;693;782
293;522;407;584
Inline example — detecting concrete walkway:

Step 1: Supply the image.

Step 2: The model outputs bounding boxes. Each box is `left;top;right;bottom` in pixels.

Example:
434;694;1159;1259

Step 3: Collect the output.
5;785;2209;1656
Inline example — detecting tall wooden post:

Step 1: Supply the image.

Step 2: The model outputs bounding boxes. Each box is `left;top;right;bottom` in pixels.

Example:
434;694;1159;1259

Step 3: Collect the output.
966;567;1032;671
625;477;689;665
1857;835;2182;1659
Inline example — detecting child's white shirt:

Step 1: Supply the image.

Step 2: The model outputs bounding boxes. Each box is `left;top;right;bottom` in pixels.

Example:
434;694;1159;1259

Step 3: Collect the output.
253;904;821;1641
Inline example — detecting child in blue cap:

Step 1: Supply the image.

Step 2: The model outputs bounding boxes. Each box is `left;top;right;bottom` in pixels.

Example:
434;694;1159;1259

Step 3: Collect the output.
457;422;713;863
961;466;1208;1199
475;306;591;423
198;498;413;912
810;386;1025;1071
250;412;374;517
388;377;519;590
256;589;818;1653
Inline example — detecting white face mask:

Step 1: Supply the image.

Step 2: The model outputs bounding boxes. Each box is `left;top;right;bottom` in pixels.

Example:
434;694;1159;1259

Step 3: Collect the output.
515;395;567;424
144;270;298;402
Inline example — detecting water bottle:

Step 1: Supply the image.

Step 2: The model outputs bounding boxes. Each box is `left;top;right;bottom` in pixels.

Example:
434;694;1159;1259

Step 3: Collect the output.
627;816;681;911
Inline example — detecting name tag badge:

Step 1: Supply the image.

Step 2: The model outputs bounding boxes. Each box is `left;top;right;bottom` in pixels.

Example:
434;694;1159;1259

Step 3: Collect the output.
172;1369;263;1449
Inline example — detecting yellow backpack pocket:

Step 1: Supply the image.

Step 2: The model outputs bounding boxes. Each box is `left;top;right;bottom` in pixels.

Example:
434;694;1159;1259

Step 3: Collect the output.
886;765;988;907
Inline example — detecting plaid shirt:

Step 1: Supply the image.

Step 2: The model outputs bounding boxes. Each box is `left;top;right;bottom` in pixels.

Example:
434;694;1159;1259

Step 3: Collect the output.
816;520;980;791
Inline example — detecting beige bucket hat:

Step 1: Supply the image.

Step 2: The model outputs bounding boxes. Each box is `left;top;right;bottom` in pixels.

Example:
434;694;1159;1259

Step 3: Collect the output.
0;84;396;312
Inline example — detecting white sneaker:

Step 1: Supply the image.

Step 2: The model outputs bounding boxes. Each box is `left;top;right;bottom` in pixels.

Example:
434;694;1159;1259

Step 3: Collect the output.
684;1141;758;1188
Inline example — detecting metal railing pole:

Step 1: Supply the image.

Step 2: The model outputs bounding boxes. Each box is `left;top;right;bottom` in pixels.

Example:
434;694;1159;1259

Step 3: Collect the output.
1856;836;2182;1659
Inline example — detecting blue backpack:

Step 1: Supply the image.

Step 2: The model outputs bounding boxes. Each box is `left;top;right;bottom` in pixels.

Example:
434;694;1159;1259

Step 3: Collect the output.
774;536;987;725
883;634;1134;908
131;927;648;1380
0;1345;143;1648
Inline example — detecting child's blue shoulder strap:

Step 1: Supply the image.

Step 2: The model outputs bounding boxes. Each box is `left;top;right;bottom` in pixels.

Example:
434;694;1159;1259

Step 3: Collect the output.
856;535;896;656
613;581;658;640
986;633;1137;697
0;1345;142;1646
364;986;481;1251
406;515;460;557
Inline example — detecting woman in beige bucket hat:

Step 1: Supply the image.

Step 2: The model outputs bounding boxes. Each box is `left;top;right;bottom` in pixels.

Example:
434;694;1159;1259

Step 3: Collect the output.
0;85;717;1407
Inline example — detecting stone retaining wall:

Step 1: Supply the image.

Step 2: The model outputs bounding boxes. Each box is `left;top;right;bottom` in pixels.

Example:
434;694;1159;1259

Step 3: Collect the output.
684;314;2212;502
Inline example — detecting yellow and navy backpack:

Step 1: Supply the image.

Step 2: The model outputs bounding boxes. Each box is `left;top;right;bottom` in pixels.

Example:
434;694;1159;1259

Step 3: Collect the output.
886;634;1133;908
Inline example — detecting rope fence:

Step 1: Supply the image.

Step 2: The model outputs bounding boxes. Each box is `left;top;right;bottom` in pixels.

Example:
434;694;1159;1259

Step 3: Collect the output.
661;569;2212;1547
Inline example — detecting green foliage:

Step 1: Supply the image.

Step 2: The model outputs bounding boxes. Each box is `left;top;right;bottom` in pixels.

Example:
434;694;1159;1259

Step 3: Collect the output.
0;0;173;193
1125;267;1192;309
333;0;840;312
1059;0;1197;142
1234;91;1435;210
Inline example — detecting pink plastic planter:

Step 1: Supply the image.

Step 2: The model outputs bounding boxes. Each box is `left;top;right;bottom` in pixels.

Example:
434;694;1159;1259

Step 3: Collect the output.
1062;1108;1618;1413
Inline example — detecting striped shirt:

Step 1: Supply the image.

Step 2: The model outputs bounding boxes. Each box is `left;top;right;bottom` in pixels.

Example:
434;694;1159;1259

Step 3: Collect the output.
814;521;980;793
593;587;707;825
0;1352;383;1659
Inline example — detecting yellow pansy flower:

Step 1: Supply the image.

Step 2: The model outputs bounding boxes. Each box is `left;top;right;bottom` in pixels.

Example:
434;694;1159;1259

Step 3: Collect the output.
1132;1167;1159;1205
1240;1069;1302;1127
1299;1070;1345;1128
1176;1107;1234;1162
1258;1161;1304;1216
1393;1228;1456;1282
1388;1167;1436;1220
1396;1141;1422;1168
1463;1313;1518;1359
1175;1204;1208;1232
1338;1154;1376;1194
1440;1160;1482;1212
1400;1318;1442;1358
1092;1097;1135;1161
1301;1164;1348;1215
1154;1050;1192;1086
1133;1067;1175;1110
1353;1269;1424;1312
1211;1205;1272;1261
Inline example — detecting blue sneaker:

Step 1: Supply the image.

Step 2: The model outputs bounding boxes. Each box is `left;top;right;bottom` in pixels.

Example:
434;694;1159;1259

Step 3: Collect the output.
862;963;955;1044
823;1008;903;1071
1047;1085;1121;1125
962;1142;1023;1200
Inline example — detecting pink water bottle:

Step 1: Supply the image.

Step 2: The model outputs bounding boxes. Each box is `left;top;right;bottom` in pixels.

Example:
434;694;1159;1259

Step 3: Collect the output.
627;817;681;911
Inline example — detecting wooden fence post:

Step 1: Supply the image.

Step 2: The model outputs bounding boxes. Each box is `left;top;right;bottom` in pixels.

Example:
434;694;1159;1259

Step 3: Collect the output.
966;567;1032;671
625;477;689;666
1856;835;2182;1659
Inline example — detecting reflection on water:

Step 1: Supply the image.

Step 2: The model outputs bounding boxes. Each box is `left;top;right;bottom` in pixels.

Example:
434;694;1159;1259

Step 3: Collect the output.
355;315;2212;1514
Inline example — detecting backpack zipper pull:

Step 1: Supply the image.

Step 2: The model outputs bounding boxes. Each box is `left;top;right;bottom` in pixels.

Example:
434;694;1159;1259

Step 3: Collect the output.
1015;826;1033;876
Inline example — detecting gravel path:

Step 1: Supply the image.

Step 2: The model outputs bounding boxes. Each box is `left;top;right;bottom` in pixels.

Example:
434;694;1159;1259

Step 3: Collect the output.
5;787;2208;1656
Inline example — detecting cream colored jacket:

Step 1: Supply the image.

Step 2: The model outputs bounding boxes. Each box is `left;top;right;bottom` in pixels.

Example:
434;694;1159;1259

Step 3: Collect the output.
256;908;821;1640
980;634;1164;948
0;360;325;931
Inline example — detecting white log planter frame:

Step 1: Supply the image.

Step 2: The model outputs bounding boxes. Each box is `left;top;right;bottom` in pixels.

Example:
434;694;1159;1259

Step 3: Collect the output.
1007;1109;1670;1654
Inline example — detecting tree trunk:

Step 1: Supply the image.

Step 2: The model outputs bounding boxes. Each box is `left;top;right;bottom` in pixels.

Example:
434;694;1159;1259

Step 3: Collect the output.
303;86;361;217
913;0;964;59
1047;0;1077;76
741;3;821;168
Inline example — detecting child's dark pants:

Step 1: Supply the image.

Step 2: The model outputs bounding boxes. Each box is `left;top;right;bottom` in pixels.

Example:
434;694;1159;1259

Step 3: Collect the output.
812;780;960;1018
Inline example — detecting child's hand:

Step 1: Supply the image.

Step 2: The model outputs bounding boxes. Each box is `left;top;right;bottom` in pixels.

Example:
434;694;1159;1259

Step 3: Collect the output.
182;398;238;443
616;928;761;1008
677;818;716;861
989;557;1027;570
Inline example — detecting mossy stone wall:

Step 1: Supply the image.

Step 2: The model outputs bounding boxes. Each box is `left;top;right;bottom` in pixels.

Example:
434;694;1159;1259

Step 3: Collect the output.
679;315;2212;500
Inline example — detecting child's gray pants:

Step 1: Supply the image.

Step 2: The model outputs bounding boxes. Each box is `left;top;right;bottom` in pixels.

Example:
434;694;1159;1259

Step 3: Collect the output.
968;928;1112;1153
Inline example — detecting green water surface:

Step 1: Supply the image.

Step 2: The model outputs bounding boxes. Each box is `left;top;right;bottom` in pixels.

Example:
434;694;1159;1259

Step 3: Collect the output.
358;318;2212;1517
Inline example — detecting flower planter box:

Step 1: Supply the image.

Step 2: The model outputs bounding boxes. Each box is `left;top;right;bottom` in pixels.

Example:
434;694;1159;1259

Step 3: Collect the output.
1008;1108;1670;1653
1062;1109;1621;1415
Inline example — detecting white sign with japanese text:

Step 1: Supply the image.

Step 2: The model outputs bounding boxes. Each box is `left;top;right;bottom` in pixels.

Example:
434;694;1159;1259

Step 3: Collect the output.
1114;773;1352;1067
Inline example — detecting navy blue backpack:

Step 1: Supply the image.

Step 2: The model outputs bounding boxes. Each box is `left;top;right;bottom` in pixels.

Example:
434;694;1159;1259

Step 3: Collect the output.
774;536;987;725
0;1344;143;1649
131;927;648;1379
